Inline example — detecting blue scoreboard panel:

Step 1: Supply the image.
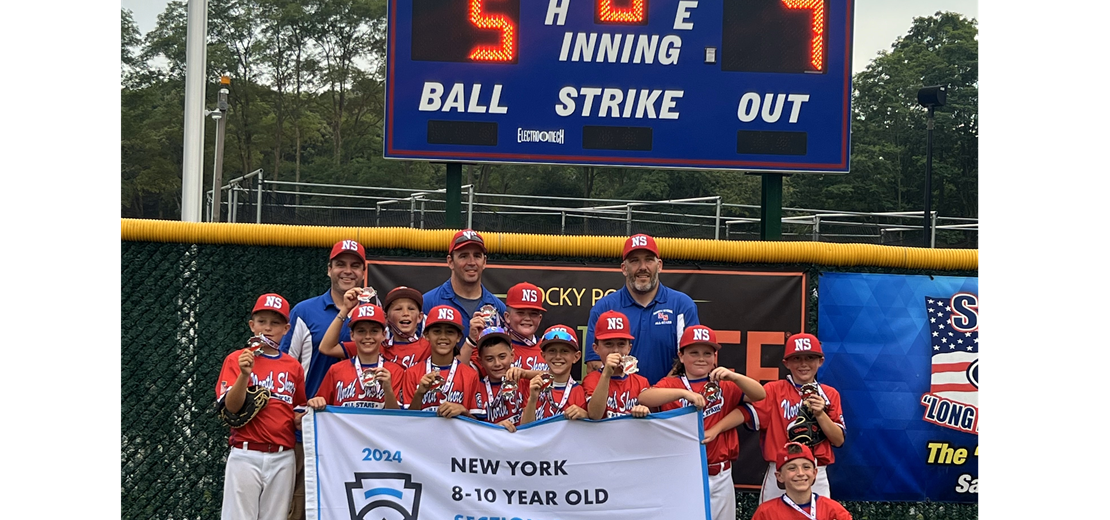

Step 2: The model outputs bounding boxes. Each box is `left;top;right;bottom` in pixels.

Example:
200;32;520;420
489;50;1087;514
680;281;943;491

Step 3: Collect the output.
384;0;854;172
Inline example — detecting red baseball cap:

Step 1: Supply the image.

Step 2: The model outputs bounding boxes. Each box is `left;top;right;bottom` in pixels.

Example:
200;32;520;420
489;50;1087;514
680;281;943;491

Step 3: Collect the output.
506;282;546;312
384;286;423;311
425;305;464;334
252;293;290;321
784;333;824;359
777;442;817;471
449;229;486;254
594;310;635;341
348;303;387;328
680;325;721;351
539;324;580;351
330;239;366;262
622;234;660;260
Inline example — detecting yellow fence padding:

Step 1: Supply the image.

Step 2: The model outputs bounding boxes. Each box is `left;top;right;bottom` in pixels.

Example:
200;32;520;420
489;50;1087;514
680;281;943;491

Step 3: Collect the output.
121;219;977;271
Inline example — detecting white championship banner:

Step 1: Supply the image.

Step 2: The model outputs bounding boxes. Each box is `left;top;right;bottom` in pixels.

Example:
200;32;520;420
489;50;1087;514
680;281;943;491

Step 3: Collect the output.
304;406;711;520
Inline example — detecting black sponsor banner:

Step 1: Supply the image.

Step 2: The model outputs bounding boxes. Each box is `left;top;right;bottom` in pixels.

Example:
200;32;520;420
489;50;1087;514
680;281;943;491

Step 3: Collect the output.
367;258;805;489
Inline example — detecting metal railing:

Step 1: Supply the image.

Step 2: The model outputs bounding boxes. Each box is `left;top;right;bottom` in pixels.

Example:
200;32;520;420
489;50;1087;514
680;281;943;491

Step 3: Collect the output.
206;174;977;248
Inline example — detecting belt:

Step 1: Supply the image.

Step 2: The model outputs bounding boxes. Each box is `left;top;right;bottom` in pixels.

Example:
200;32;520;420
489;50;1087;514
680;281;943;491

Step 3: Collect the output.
233;442;288;453
708;461;731;476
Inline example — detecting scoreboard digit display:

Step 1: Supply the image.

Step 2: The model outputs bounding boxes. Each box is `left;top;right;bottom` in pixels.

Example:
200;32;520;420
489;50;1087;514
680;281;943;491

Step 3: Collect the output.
385;0;854;172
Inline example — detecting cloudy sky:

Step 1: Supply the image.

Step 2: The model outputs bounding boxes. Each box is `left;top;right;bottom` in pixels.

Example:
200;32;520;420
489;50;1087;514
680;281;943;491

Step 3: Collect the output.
122;0;978;75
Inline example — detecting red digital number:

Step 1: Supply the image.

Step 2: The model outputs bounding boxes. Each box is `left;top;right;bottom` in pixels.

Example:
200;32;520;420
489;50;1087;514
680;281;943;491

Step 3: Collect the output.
597;0;646;24
781;0;824;71
468;0;515;62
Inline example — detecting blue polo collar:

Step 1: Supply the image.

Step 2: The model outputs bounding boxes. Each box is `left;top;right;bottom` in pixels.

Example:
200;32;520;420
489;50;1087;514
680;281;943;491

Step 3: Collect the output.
618;284;669;308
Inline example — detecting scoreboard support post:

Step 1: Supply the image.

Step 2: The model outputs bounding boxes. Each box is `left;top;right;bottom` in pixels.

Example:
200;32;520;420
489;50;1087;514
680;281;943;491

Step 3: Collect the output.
760;173;784;240
445;162;463;228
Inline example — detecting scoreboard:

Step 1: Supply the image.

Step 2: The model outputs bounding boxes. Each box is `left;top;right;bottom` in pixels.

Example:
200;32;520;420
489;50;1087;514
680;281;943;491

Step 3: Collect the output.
384;0;854;172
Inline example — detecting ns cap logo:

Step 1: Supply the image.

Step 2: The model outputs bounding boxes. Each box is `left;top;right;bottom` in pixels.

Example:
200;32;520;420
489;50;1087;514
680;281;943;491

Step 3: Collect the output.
265;296;283;309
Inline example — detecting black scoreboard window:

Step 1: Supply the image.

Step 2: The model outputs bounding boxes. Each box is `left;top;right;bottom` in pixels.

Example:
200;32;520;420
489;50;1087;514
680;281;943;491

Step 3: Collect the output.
412;0;521;63
721;0;828;74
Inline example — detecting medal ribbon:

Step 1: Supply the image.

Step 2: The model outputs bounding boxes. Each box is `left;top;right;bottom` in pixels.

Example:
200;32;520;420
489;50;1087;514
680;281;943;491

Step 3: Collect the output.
781;493;818;520
540;379;576;419
426;358;460;403
508;327;538;347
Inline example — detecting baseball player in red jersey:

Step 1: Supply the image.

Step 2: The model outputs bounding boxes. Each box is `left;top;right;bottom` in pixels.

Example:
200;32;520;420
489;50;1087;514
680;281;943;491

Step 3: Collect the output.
318;286;431;370
399;305;483;417
215;293;307;520
747;333;846;501
466;282;549;379
750;443;853;520
473;326;527;431
639;325;766;520
306;303;404;409
584;310;652;419
520;325;589;424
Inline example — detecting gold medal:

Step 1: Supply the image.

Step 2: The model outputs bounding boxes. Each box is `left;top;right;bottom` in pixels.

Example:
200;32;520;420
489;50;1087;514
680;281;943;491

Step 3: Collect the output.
620;355;639;375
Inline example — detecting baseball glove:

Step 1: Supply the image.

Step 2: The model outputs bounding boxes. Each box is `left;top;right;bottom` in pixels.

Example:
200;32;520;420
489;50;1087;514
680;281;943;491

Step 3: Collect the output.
217;385;271;428
787;407;826;447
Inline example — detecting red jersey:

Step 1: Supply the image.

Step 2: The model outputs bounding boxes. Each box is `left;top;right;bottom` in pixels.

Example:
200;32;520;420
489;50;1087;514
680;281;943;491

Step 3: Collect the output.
381;338;431;369
582;370;650;418
215;348;306;449
475;377;528;425
749;378;846;465
399;359;483;415
314;356;405;408
522;379;587;421
654;376;751;464
751;494;852;520
511;343;548;372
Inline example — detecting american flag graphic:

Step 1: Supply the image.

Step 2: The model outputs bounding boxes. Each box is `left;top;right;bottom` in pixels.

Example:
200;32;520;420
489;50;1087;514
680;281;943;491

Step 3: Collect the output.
926;295;978;407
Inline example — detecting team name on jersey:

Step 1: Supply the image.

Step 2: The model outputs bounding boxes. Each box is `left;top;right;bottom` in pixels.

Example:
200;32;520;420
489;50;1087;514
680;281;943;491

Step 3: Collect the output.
483;391;523;423
334;379;386;403
512;355;548;371
605;390;638;416
779;397;825;421
395;353;420;368
653;309;674;325
251;371;297;404
422;388;465;407
680;395;722;418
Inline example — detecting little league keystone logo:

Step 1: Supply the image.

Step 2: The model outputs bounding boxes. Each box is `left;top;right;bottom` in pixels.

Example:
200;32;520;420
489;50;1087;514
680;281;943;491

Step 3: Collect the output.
345;472;423;520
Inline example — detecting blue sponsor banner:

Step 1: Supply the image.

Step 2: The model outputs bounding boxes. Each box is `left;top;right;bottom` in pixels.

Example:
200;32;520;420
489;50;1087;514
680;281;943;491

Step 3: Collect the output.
818;272;978;503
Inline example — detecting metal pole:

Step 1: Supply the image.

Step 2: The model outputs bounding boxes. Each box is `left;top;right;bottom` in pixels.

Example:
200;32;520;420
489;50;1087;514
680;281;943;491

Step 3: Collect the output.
230;183;239;223
626;204;633;235
210;76;229;221
256;169;264;224
760;174;783;240
410;196;416;228
376;204;381;227
420;199;426;229
445;163;462;228
561;211;566;235
923;106;934;248
930;211;937;248
180;0;209;222
714;196;721;240
467;183;474;229
813;215;820;241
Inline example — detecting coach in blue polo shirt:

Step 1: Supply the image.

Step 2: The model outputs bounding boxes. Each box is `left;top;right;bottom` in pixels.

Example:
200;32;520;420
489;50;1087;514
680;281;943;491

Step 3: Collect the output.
279;239;366;520
584;234;700;385
423;229;507;352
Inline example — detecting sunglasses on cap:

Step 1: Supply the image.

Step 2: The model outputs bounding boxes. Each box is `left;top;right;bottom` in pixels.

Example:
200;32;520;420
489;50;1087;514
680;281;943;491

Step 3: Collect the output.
481;326;508;337
542;329;576;343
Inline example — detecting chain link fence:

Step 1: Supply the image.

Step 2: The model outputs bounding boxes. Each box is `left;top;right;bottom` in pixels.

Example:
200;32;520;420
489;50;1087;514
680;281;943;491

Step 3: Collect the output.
208;175;976;248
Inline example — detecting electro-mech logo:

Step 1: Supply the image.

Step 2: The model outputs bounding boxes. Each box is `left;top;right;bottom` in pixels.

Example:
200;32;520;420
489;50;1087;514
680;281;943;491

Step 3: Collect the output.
345;472;422;520
517;128;565;144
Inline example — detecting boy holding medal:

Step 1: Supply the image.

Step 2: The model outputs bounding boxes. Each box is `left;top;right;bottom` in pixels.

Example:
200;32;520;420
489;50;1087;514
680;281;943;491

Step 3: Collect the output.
473;326;527;431
584;311;652;420
399;305;483;418
520;325;589;424
306;303;403;409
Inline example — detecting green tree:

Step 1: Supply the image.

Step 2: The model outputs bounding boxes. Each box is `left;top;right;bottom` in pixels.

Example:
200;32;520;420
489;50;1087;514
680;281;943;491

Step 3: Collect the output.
787;11;978;226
